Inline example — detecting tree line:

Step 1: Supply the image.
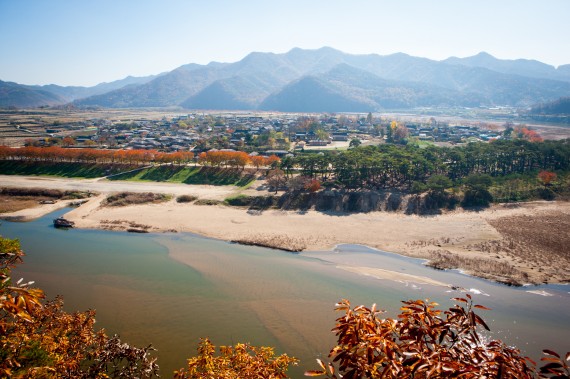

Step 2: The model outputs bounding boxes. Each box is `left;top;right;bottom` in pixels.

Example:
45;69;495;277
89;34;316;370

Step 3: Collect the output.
279;139;570;190
0;146;280;169
0;146;194;165
198;151;280;170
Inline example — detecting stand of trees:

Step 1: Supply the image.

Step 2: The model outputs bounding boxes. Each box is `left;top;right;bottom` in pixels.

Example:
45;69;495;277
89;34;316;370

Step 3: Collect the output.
0;146;281;170
198;151;279;170
0;146;195;166
280;140;570;191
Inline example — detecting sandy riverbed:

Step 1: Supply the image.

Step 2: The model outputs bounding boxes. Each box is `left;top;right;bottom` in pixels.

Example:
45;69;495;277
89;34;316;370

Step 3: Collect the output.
60;195;570;285
1;175;569;285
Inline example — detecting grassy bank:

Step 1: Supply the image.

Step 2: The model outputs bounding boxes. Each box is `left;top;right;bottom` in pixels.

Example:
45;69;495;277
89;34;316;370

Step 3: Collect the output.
0;160;258;187
0;160;139;178
108;165;257;187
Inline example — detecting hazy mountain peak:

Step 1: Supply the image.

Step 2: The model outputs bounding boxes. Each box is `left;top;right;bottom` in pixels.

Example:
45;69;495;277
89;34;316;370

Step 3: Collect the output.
4;47;570;110
474;51;495;59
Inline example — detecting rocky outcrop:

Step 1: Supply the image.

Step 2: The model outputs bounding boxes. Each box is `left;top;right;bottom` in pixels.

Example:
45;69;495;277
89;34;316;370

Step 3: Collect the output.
272;190;453;215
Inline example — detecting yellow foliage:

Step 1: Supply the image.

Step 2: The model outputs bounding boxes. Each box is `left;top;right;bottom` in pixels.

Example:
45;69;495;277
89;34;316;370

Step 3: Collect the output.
174;338;298;379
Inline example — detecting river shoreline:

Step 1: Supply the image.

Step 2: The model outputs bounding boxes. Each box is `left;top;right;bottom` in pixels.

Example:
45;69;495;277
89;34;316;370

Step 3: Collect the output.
2;182;569;286
2;175;569;286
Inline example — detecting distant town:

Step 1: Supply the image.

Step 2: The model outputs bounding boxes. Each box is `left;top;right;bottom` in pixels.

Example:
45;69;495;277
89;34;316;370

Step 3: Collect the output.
0;109;533;158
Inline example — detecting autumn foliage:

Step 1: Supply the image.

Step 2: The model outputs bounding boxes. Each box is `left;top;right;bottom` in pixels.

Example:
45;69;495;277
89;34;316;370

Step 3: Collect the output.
0;146;282;171
198;150;279;169
1;237;159;378
306;298;569;378
538;170;558;187
515;126;544;142
174;338;297;379
0;145;194;165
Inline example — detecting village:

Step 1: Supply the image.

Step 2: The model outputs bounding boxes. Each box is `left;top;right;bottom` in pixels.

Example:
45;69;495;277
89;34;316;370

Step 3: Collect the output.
0;109;507;157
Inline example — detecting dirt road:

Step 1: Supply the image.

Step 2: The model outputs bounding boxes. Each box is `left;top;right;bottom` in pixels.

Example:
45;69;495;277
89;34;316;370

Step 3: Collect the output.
0;175;238;200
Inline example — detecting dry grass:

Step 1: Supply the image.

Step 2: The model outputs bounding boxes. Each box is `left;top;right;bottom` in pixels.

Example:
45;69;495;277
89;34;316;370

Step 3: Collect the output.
194;199;223;206
0;195;46;213
103;192;170;207
426;249;529;286
231;234;314;252
404;208;570;285
487;211;570;283
0;187;92;213
99;219;154;233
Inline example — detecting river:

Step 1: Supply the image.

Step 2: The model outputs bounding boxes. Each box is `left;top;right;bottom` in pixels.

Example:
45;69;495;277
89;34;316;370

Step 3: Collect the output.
3;208;569;377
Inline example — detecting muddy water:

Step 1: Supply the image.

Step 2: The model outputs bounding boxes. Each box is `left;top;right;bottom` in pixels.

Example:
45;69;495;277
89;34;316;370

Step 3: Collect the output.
4;209;570;376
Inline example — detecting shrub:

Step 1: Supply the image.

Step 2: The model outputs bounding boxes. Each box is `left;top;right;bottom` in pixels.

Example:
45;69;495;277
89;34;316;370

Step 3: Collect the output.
174;338;297;378
0;236;159;378
462;174;494;208
176;194;198;203
462;188;493;207
194;199;224;206
305;179;321;193
224;194;252;206
104;192;170;207
306;298;570;378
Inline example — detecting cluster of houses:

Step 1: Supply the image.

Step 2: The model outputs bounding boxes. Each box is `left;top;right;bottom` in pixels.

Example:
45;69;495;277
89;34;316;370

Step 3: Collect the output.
23;112;504;152
405;123;502;142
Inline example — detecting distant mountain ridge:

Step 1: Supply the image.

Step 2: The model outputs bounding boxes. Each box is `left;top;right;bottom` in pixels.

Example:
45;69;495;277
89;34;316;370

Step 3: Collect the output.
444;52;570;82
2;47;570;111
0;80;65;107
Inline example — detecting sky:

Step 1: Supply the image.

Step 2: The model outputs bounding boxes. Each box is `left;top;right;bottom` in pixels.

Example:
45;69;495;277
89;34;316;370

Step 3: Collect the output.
1;0;569;87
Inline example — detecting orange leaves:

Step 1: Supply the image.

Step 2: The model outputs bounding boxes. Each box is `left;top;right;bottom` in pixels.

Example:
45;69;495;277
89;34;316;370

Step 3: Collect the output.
515;126;544;142
250;155;266;169
198;151;279;169
198;151;249;168
175;338;298;379
538;170;557;186
266;154;281;167
305;179;322;193
308;298;548;378
0;146;194;165
0;235;160;378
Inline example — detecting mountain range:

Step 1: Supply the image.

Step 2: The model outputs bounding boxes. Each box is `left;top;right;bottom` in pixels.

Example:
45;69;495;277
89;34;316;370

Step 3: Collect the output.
2;47;570;112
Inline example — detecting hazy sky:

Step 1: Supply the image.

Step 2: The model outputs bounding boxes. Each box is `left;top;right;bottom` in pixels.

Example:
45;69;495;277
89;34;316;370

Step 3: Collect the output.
1;0;569;87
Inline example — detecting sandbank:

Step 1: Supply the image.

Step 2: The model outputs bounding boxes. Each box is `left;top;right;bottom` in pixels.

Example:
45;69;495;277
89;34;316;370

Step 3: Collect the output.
1;175;568;285
60;195;570;285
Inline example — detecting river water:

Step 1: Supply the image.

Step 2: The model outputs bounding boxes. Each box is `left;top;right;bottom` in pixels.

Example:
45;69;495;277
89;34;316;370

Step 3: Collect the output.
3;208;569;377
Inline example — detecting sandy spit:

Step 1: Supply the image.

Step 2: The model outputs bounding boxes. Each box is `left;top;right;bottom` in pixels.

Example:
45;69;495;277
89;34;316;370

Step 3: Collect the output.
1;175;569;285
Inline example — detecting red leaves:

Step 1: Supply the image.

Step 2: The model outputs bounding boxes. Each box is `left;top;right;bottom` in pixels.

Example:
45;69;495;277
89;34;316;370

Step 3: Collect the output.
538;170;558;186
540;349;570;378
198;150;262;168
0;146;194;165
515;126;544;142
307;298;562;378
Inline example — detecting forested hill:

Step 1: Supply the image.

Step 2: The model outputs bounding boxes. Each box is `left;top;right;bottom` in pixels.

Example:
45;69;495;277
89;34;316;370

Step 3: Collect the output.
530;97;570;115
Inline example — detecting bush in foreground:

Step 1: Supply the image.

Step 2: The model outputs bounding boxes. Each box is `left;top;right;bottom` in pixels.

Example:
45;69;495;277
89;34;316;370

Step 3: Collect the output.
306;298;570;378
174;338;297;379
0;236;159;378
